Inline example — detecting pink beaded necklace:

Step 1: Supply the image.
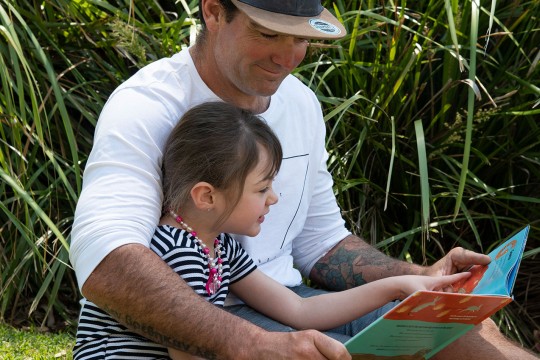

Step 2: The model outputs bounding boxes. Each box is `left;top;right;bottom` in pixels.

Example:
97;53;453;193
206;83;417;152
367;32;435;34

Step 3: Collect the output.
170;210;223;295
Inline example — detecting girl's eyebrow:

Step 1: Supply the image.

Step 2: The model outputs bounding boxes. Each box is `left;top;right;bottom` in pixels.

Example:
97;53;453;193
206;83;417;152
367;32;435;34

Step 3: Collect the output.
255;172;275;184
255;177;271;184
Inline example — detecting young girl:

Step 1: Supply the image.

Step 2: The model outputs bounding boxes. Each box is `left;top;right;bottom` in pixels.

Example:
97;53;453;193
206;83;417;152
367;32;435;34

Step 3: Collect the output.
74;101;469;360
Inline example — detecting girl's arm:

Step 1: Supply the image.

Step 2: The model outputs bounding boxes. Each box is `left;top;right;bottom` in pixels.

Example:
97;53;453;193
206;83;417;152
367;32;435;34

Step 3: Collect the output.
230;270;470;331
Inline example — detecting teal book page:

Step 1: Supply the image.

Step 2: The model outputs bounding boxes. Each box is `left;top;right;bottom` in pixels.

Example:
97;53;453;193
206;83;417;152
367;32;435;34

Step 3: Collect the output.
345;317;473;359
452;226;529;296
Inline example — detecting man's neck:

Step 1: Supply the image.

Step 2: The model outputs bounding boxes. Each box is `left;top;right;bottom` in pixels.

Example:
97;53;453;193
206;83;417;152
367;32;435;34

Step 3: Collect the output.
189;46;271;114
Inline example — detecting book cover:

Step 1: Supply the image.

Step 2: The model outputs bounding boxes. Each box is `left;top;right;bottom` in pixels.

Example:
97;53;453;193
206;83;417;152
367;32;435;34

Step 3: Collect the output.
345;225;530;359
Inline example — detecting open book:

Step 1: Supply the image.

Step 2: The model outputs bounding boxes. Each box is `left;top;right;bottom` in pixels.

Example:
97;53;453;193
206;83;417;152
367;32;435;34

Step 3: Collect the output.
345;225;530;359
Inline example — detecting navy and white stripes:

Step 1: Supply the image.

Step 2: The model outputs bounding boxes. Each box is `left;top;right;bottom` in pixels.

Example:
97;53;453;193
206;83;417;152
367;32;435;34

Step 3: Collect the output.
73;226;256;359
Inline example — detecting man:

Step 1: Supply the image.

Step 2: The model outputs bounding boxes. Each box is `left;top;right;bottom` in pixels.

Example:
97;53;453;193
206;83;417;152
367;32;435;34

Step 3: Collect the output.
70;0;537;358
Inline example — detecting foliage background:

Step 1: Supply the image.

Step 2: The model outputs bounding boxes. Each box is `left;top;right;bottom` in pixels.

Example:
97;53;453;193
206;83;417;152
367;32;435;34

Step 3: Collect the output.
0;0;539;354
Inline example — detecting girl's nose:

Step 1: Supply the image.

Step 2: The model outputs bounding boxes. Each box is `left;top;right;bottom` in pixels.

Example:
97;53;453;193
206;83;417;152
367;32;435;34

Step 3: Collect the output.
267;188;279;206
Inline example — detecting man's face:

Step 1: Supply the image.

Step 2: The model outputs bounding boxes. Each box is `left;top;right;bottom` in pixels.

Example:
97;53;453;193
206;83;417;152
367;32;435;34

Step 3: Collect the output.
211;10;309;98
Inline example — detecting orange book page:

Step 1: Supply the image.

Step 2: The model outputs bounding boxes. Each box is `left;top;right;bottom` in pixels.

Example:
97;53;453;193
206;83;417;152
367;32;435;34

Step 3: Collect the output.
384;291;512;325
451;264;489;293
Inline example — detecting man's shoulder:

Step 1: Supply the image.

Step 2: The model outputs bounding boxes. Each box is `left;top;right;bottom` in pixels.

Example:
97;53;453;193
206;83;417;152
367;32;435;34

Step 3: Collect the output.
102;48;211;120
116;49;193;91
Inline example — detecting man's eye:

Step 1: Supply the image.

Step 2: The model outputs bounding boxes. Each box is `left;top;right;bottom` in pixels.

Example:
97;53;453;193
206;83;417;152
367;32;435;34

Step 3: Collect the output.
260;32;277;39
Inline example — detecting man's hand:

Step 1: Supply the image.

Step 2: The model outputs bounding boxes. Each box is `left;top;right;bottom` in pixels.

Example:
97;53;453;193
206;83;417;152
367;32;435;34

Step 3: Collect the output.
424;247;491;277
271;330;351;360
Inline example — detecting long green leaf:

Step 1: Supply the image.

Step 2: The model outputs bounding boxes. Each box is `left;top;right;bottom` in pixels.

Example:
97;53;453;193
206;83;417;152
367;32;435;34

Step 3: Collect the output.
454;0;480;217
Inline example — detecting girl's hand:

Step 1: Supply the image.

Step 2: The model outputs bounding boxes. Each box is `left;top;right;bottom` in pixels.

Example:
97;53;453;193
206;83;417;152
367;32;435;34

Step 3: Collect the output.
396;272;471;300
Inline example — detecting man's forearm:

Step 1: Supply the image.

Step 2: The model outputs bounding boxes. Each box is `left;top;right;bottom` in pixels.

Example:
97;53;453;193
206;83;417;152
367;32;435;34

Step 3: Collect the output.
310;234;426;291
81;244;263;359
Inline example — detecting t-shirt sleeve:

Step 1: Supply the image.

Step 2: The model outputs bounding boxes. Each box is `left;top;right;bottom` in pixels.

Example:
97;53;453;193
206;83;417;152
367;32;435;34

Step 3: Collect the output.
225;234;257;284
69;87;177;290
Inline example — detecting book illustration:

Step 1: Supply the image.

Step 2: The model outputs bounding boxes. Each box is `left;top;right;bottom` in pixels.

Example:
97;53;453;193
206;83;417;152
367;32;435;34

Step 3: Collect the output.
409;295;441;313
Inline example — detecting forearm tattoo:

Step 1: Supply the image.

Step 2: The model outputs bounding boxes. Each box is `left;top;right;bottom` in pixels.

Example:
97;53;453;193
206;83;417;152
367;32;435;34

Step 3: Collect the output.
311;246;367;290
310;235;399;291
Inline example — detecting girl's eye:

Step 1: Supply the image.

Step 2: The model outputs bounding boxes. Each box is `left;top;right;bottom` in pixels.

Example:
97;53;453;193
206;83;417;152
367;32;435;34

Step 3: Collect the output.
260;187;270;193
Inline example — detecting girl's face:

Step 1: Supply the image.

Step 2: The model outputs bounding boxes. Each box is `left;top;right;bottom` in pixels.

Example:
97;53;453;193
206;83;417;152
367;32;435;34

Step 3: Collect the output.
219;148;278;237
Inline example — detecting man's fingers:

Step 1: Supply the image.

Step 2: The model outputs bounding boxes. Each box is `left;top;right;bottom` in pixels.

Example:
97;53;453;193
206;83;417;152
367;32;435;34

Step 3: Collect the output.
312;331;351;360
450;248;491;270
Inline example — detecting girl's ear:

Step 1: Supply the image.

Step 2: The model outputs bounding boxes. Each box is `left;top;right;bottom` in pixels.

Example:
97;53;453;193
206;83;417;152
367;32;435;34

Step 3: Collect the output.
190;182;217;210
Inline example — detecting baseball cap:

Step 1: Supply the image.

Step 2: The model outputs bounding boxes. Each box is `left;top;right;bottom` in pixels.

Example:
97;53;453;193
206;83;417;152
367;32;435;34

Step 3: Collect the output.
230;0;347;40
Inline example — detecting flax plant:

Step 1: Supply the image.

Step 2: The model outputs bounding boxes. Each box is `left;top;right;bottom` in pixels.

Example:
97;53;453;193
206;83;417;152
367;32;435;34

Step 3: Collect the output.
0;0;194;328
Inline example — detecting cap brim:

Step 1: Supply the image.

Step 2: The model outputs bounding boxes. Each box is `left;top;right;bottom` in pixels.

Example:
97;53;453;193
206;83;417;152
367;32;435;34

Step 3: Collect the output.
231;0;346;40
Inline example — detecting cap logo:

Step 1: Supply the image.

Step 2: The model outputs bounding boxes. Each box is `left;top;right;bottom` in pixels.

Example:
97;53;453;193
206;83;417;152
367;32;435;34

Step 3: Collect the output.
308;18;341;35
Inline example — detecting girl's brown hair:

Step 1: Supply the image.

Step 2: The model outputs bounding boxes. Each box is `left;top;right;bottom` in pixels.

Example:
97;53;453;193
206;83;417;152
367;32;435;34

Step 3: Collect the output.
162;101;282;223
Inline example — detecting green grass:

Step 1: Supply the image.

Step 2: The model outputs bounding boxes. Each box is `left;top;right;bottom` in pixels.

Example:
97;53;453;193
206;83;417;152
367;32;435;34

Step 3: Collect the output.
0;322;74;359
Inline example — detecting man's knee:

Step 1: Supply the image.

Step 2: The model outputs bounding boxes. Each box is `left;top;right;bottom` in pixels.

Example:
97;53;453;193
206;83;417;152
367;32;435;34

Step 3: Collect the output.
473;317;508;341
433;317;538;360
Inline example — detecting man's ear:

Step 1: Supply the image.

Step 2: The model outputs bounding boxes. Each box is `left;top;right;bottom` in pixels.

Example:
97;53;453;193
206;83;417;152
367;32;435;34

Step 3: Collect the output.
190;182;217;210
200;0;223;32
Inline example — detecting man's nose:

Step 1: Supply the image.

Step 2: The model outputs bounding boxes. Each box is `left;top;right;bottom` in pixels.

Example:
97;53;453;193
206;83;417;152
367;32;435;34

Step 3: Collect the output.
270;37;307;70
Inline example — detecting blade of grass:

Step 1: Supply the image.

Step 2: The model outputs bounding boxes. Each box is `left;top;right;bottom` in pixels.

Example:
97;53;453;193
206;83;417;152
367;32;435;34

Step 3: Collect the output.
454;0;480;218
414;119;430;261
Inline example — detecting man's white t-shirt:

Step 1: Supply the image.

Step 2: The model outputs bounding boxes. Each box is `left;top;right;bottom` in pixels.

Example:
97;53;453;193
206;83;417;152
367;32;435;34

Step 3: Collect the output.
69;47;350;292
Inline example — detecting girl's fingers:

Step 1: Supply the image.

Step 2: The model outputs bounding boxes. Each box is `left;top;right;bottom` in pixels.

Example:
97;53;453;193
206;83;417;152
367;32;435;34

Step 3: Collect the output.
437;272;471;291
